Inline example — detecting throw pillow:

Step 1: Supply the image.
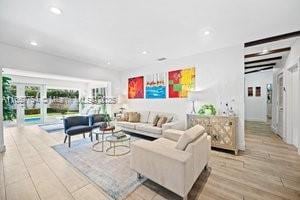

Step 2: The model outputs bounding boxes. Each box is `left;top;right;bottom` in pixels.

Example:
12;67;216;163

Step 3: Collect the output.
152;115;160;126
120;112;129;121
156;116;167;127
128;112;140;123
175;125;205;150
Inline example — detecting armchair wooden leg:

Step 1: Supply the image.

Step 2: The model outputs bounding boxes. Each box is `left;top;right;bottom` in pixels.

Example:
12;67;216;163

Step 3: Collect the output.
64;135;67;143
68;136;71;148
90;132;93;142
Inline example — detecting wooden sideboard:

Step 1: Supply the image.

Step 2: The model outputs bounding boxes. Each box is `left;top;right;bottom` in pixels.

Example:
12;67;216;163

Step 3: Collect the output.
187;114;238;155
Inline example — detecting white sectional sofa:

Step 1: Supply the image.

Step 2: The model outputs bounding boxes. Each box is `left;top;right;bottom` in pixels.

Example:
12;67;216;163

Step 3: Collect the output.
115;111;184;138
130;126;211;200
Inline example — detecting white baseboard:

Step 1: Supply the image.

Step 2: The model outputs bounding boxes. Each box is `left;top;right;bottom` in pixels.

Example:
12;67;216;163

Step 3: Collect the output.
0;145;6;153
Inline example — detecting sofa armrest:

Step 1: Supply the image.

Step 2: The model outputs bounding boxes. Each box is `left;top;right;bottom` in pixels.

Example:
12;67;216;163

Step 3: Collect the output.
162;120;184;131
130;140;193;197
162;129;184;141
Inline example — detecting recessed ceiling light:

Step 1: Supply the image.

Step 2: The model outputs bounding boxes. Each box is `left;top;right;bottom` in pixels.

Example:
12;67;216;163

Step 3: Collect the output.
204;30;210;36
261;47;269;54
30;41;38;46
107;62;111;65
142;51;147;54
49;6;62;15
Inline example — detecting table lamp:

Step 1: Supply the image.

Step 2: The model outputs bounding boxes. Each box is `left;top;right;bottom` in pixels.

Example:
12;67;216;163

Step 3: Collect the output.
188;91;200;114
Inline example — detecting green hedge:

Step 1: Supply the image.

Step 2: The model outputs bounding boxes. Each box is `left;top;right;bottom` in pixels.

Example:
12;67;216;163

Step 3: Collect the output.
24;108;79;115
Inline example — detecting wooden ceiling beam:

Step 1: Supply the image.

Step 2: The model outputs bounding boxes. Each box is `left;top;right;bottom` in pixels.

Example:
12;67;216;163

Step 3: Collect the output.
245;31;300;47
244;47;291;58
244;56;282;65
245;63;276;69
245;66;273;74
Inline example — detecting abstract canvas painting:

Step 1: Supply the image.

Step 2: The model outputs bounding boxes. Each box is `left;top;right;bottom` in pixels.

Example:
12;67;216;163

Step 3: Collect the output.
128;76;144;99
168;67;195;98
146;73;166;99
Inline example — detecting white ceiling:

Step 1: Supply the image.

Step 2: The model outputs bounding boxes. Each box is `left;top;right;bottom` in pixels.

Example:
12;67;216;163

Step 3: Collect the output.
0;0;300;71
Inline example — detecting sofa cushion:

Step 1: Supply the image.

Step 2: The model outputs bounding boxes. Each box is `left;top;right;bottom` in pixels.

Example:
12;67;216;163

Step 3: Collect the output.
156;116;167;127
138;111;150;123
66;125;92;135
148;112;174;124
128;112;140;122
116;121;136;129
120;112;129;121
135;123;162;135
152;115;160;126
154;138;177;148
175;125;205;150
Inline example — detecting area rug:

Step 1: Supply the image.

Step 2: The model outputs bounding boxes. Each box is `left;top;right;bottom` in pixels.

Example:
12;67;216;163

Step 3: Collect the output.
52;136;146;200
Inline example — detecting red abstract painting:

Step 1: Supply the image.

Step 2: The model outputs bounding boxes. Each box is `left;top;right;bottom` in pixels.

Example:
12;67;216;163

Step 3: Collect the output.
128;76;144;99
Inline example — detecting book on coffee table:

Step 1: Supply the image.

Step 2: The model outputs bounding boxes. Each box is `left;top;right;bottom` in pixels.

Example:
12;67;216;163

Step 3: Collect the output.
114;132;126;139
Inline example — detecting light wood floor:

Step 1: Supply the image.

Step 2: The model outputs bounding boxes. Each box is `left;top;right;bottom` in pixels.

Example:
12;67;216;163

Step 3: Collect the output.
1;122;300;200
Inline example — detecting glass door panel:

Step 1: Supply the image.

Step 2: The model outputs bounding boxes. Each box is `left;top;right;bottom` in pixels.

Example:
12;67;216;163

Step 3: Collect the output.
24;86;42;124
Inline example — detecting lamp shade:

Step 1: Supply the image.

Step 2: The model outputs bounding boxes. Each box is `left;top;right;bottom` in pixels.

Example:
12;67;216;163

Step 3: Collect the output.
187;90;200;101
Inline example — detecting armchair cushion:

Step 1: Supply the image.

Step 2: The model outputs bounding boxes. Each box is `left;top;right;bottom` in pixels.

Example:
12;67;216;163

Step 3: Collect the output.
64;116;90;133
66;125;92;135
163;129;184;141
154;138;177;148
175;125;205;150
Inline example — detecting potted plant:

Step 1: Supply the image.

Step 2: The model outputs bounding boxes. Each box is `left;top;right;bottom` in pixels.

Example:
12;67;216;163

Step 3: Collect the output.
2;76;16;121
198;104;216;116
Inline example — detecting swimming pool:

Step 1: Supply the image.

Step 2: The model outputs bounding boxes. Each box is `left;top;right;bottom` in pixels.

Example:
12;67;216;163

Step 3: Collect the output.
24;117;41;123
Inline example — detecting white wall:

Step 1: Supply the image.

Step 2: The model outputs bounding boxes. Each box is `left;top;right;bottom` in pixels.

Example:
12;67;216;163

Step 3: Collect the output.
0;43;121;96
281;39;300;153
121;44;245;150
245;70;273;122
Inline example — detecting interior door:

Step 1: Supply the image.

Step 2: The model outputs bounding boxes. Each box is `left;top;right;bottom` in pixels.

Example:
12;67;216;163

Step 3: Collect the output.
277;74;284;138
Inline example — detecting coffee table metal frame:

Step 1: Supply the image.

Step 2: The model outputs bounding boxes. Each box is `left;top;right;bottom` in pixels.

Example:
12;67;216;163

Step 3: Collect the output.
105;134;131;156
92;127;116;152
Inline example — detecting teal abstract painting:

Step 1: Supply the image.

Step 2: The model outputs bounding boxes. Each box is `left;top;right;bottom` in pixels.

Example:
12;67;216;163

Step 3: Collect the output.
146;73;166;99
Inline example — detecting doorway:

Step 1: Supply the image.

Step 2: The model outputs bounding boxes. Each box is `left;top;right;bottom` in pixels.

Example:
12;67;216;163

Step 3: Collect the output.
277;73;284;138
15;83;44;126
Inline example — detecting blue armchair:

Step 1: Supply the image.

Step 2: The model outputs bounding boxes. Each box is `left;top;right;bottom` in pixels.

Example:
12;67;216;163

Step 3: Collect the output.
89;114;110;129
63;116;93;147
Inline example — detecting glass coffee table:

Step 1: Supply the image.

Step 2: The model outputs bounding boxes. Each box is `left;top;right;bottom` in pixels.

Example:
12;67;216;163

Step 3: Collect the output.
92;126;118;152
105;133;131;156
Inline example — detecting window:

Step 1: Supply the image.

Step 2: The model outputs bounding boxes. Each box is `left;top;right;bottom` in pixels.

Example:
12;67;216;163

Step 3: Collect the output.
92;87;107;99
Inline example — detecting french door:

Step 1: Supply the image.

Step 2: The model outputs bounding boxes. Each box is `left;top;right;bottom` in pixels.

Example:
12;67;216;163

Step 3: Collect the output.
15;83;45;126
